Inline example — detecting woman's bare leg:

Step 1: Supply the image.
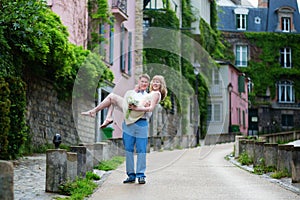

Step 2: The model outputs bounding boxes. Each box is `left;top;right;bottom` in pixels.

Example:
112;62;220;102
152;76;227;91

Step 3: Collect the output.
100;104;114;128
81;93;124;117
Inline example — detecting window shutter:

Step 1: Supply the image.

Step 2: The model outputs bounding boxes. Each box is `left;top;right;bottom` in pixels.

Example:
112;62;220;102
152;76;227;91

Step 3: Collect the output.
238;75;245;93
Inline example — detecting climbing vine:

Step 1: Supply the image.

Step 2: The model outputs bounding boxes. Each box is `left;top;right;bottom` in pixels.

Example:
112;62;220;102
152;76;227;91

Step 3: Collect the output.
87;0;114;50
242;32;300;104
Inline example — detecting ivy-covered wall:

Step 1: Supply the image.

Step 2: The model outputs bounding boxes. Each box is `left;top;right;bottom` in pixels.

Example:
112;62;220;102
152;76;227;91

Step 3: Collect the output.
241;32;300;104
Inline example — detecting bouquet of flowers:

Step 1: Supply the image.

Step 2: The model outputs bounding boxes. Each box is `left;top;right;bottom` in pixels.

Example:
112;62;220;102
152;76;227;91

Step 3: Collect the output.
126;96;139;119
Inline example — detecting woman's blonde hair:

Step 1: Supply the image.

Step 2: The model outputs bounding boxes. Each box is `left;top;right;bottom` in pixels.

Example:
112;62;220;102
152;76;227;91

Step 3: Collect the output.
150;75;167;101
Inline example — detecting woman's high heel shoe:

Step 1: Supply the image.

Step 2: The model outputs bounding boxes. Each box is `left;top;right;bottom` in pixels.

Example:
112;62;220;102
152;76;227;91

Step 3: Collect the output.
100;119;113;129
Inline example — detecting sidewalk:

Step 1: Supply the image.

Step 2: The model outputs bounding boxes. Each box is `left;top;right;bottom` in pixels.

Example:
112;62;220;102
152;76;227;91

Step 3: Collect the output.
88;143;300;200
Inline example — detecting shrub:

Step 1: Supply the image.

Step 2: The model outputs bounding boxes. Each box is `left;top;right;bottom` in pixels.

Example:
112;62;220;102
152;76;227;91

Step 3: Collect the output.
237;151;252;165
0;78;11;159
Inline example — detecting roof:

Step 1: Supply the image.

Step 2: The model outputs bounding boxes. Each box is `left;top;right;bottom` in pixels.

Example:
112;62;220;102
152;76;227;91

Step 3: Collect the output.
217;0;300;33
217;6;268;32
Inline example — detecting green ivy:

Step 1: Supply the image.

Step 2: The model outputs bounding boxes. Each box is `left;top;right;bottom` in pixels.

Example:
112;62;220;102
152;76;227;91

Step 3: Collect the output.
88;0;114;50
242;32;300;102
200;19;234;61
0;78;11;159
0;77;28;160
6;77;28;159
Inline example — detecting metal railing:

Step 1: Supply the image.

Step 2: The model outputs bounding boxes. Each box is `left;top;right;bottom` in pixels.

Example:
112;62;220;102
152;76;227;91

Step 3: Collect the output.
112;0;127;14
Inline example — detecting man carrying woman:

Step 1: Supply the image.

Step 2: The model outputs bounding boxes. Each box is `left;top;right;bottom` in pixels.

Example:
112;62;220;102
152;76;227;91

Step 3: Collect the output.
81;74;167;184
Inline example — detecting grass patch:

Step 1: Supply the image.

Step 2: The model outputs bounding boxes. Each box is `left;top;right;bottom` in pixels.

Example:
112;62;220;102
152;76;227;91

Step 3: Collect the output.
270;169;291;179
253;165;276;175
237;151;253;165
56;172;100;200
94;156;125;171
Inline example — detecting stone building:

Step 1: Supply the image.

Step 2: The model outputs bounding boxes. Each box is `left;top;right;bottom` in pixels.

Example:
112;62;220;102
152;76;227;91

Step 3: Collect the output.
217;0;300;135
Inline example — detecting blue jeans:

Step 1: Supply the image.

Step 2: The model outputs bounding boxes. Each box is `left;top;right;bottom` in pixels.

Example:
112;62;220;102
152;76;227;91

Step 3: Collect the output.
122;119;148;179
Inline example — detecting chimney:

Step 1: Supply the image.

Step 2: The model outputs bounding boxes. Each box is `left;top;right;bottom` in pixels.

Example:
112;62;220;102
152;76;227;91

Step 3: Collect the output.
258;0;269;8
231;0;241;5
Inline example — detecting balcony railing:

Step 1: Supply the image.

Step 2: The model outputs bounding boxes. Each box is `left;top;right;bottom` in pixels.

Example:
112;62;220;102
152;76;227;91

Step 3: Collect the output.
112;0;127;15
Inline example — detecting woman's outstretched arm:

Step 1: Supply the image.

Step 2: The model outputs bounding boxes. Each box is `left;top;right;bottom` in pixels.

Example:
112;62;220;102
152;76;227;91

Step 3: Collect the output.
129;92;160;112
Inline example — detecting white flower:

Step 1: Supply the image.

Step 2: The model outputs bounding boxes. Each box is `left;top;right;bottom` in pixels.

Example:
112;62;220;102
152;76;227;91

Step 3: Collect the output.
126;96;139;119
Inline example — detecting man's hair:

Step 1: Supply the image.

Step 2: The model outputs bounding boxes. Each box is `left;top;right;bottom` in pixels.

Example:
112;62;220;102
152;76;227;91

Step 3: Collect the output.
139;74;150;81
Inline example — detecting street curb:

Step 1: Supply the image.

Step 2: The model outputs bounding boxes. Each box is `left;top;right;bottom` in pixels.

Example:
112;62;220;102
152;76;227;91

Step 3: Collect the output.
227;155;300;195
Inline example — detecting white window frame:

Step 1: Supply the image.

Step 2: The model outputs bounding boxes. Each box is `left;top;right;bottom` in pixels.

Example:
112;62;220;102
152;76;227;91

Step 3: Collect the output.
278;80;295;103
207;103;222;122
236;14;247;30
282;17;291;32
280;47;292;68
236;45;248;67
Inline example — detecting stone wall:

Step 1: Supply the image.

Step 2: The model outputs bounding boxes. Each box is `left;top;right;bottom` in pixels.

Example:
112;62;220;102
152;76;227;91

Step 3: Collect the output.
26;77;80;147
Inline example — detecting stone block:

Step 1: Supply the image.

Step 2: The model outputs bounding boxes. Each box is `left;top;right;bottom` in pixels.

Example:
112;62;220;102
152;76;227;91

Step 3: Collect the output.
253;141;265;167
291;146;300;183
46;149;67;192
70;146;87;178
93;142;106;165
0;160;14;200
246;140;255;160
235;136;247;158
79;143;94;171
66;152;77;182
263;143;278;168
277;145;293;173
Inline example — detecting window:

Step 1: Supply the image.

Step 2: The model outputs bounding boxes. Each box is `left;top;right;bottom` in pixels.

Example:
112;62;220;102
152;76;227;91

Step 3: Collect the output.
236;14;247;30
235;45;248;67
109;24;114;64
207;103;222;122
281;114;293;127
99;24;105;57
276;7;295;32
120;24;126;72
127;32;132;75
213;69;220;85
278;80;295;103
280;48;292;68
281;17;291;32
242;110;246;128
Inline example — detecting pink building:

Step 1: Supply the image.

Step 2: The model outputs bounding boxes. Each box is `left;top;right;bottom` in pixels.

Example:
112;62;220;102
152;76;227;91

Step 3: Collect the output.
48;0;142;142
227;64;249;135
207;61;249;135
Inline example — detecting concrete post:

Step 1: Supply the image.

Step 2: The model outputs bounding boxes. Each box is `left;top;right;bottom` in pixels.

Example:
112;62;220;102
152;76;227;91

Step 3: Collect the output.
46;149;67;192
70;146;87;178
235;136;247;158
67;152;77;182
79;143;94;172
0;161;14;200
246;140;255;160
239;139;247;157
263;143;278;168
253;141;265;167
291;146;300;183
93;142;106;166
277;145;294;174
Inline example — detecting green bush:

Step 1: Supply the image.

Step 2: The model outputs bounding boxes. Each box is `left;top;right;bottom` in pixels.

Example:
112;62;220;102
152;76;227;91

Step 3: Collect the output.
237;151;252;165
58;173;99;200
6;77;28;159
0;77;28;160
0;78;11;159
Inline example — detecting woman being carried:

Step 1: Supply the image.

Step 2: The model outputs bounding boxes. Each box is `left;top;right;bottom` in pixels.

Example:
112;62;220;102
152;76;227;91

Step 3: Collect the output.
81;75;167;128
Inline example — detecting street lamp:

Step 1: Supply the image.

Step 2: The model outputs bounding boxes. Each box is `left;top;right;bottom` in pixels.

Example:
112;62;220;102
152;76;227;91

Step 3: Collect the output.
227;83;233;133
194;62;201;146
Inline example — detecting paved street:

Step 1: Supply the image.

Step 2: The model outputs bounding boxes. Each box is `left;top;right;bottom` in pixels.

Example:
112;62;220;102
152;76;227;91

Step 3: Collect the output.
89;143;300;200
